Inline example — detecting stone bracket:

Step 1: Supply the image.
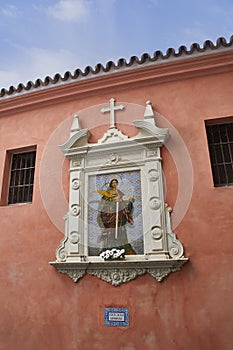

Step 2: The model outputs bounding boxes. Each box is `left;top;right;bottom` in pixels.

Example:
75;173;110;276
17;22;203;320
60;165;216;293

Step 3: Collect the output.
50;259;188;286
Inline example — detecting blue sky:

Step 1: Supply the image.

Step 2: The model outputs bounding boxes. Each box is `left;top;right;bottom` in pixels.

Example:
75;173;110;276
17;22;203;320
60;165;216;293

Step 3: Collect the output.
0;0;232;89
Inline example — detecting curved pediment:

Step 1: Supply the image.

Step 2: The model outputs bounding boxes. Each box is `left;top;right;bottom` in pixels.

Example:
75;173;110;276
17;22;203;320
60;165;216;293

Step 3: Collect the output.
59;128;89;153
133;120;169;143
60;100;169;155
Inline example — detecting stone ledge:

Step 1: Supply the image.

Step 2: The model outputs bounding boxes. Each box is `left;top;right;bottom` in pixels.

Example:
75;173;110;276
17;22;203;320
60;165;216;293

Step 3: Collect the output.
50;258;188;286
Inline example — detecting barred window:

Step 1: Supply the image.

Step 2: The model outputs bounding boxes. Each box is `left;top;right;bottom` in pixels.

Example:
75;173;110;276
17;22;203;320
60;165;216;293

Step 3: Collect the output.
206;122;233;187
8;151;36;204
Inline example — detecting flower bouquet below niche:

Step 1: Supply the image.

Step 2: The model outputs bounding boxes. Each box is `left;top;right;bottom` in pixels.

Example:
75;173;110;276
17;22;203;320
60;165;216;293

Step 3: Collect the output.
100;248;125;261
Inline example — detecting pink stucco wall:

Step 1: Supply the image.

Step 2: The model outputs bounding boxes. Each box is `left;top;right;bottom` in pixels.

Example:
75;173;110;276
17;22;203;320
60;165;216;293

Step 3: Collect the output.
0;52;233;350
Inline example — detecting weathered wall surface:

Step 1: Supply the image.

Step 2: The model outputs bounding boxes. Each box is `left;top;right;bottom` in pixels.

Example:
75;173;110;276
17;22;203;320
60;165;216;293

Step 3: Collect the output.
0;54;233;350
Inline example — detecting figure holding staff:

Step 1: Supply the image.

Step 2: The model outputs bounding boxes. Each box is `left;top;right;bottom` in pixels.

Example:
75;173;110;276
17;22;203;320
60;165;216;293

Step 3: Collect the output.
97;178;135;254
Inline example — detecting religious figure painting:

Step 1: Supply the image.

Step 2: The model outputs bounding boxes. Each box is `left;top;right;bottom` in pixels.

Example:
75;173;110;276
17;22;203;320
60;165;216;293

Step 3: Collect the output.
88;170;144;256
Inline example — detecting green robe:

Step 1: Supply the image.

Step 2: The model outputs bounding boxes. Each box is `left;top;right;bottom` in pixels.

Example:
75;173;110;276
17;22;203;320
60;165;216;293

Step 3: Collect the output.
97;188;134;253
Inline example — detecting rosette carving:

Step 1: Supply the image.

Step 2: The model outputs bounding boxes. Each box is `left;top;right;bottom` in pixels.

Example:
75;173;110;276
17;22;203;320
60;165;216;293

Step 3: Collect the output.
70;204;80;216
149;197;161;210
88;268;146;286
148;169;159;182
106;153;119;165
72;179;80;190
151;226;163;240
69;231;79;244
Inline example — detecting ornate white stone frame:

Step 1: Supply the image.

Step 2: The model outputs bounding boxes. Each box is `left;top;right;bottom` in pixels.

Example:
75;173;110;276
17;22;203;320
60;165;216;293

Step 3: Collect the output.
50;100;188;285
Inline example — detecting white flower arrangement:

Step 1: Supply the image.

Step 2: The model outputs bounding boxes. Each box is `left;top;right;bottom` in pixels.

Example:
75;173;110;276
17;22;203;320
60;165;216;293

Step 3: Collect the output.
100;248;125;261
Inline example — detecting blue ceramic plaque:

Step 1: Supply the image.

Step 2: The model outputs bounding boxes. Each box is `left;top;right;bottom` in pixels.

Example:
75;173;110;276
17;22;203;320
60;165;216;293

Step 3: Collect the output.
104;308;129;327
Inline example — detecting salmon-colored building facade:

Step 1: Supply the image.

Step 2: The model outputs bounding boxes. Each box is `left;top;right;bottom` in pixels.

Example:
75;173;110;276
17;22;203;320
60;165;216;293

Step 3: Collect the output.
0;37;233;350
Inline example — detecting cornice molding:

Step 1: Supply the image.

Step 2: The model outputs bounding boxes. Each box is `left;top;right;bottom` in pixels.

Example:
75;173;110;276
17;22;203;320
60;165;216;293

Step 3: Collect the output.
50;259;188;285
0;50;233;116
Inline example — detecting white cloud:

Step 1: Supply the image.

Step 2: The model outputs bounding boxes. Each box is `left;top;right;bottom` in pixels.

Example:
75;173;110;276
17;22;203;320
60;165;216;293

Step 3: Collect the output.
0;47;81;89
27;47;78;77
46;0;90;22
1;5;20;18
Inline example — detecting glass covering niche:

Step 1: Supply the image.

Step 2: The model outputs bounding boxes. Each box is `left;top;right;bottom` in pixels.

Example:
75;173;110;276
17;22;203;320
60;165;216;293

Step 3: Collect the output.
87;170;144;256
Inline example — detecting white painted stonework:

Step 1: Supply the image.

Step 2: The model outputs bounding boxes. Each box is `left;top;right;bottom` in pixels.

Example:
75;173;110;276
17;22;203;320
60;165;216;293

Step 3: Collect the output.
50;99;188;285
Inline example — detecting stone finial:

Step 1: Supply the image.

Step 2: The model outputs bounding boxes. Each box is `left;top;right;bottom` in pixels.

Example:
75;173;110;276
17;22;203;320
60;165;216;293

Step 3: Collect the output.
70;114;81;136
144;101;155;124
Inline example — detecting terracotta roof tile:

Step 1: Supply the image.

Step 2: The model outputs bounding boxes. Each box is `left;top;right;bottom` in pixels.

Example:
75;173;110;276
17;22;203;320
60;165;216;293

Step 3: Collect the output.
0;35;232;99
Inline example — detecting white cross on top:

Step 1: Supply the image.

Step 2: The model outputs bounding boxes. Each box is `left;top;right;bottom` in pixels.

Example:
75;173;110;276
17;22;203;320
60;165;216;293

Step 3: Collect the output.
101;98;124;129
